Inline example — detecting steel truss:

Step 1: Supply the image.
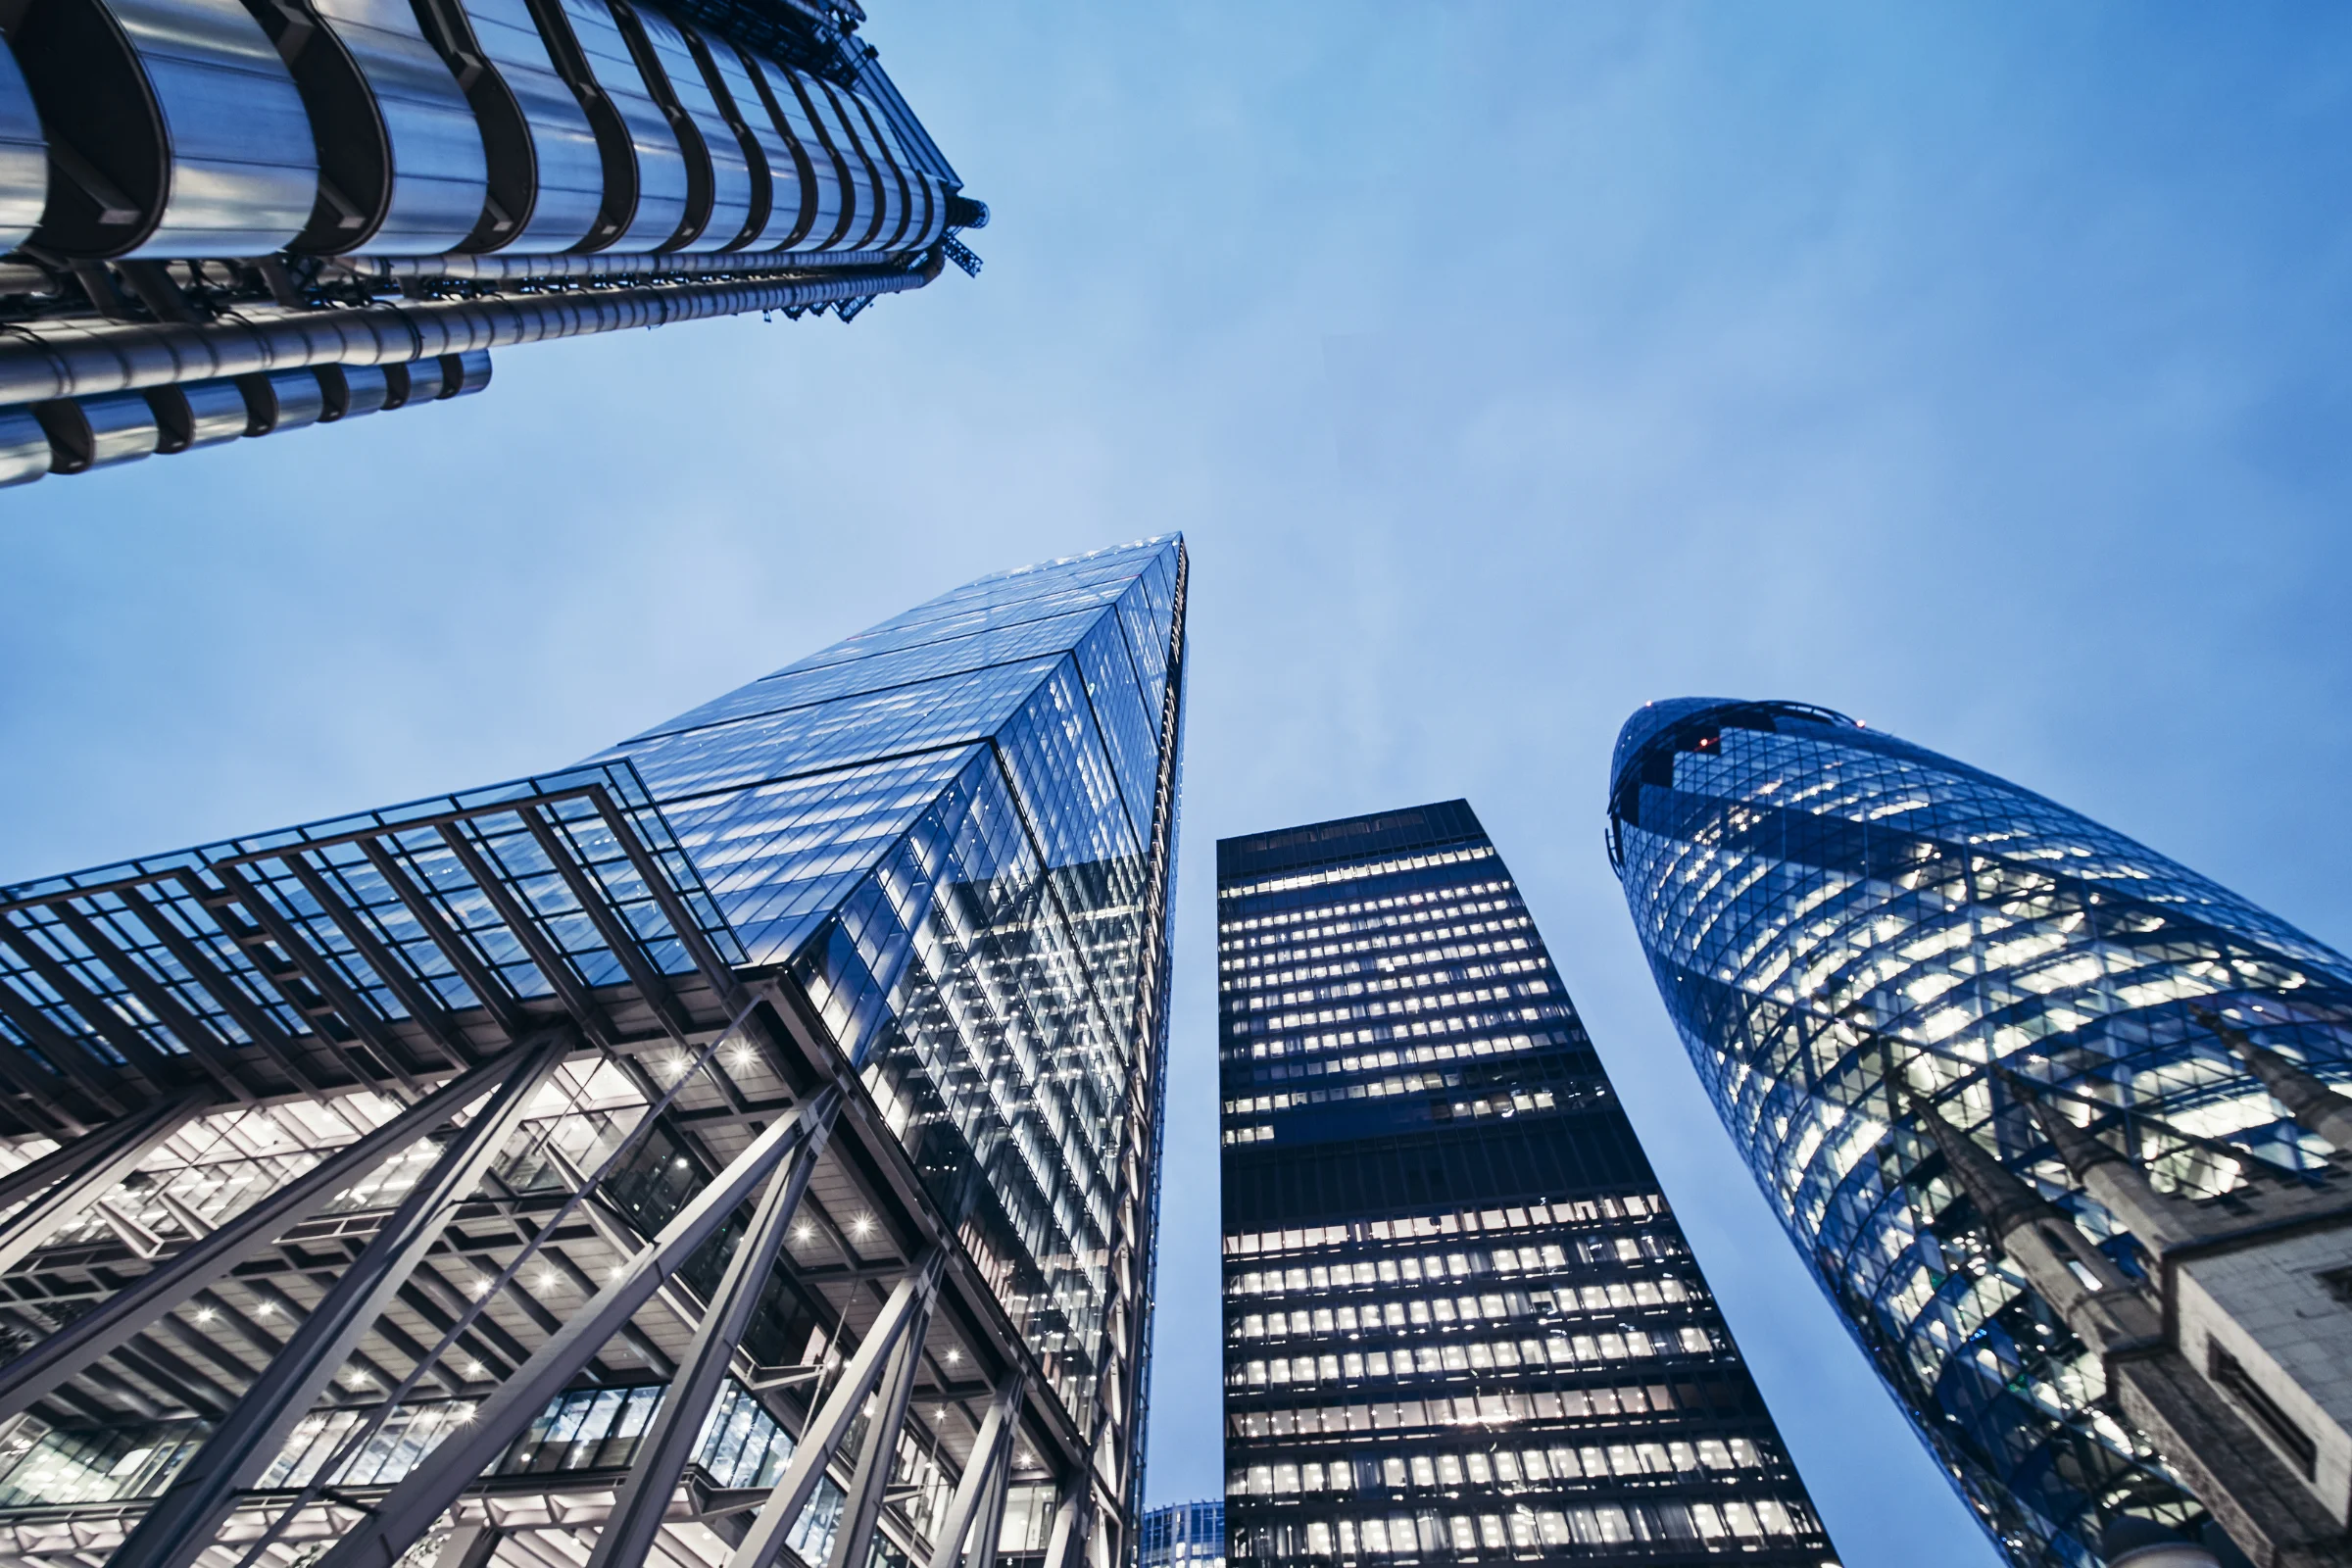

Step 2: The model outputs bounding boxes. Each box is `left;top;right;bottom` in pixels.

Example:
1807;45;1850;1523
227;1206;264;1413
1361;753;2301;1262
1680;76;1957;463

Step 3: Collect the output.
0;761;1099;1568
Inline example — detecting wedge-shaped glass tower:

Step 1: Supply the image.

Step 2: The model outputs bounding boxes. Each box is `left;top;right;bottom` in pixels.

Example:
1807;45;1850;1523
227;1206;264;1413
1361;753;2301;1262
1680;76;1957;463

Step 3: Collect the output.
0;537;1185;1568
1607;698;2352;1568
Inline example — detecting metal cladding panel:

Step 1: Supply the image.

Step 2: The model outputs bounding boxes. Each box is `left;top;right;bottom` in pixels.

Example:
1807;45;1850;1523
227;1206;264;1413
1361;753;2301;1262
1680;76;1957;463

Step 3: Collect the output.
145;376;248;449
851;91;944;250
36;391;158;469
697;35;798;249
398;354;447;402
316;362;391;419
626;4;749;250
238;368;325;433
835;85;917;251
549;0;688;251
0;407;46;485
818;79;902;251
799;75;884;251
845;50;956;190
74;0;316;257
748;55;845;251
447;0;604;251
297;0;489;255
0;43;44;252
443;346;492;393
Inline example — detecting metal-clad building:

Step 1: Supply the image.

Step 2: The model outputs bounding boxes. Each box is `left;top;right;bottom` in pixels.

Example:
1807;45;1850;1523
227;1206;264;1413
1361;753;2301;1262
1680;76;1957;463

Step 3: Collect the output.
0;537;1184;1568
0;0;983;488
1216;802;1834;1566
1605;697;2352;1567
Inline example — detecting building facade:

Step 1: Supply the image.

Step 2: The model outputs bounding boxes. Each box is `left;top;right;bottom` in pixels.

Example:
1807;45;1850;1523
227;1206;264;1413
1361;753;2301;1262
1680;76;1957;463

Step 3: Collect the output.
1138;1500;1224;1568
0;537;1184;1568
1218;802;1836;1566
0;0;982;488
1605;697;2352;1567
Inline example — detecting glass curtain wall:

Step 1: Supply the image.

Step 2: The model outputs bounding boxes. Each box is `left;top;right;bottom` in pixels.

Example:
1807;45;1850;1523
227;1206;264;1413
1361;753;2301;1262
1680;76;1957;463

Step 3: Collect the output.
1219;802;1834;1567
1606;698;2352;1568
595;536;1188;1445
1140;1500;1228;1568
0;538;1187;1565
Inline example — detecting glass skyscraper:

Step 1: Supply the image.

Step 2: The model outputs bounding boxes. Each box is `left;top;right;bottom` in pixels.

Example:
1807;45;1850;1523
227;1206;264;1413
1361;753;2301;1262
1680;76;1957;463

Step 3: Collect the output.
1140;1500;1226;1568
1218;802;1837;1567
1606;697;2352;1568
0;538;1183;1568
0;0;982;487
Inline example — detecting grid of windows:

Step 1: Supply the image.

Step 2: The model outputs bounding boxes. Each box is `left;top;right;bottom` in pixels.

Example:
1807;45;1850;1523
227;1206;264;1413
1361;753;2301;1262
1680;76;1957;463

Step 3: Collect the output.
1605;699;2352;1568
1219;803;1836;1566
590;538;1188;1442
1142;1499;1228;1568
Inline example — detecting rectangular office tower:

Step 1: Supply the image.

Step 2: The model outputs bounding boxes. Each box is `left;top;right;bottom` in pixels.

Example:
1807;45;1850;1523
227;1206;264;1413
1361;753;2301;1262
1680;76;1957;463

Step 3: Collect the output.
1217;803;1835;1566
0;539;1183;1568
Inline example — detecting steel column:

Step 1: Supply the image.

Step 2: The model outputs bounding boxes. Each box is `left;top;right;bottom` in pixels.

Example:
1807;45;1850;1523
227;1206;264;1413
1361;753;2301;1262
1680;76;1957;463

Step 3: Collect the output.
0;1091;207;1274
1038;1472;1094;1568
0;1045;538;1424
968;1427;1015;1568
583;1087;842;1568
724;1250;946;1568
823;1277;936;1568
309;1099;843;1568
107;1032;573;1568
925;1372;1023;1568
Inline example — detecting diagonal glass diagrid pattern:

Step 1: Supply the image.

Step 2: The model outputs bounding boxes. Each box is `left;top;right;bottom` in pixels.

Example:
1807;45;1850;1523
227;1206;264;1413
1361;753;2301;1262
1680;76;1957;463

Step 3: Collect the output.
1606;697;2352;1568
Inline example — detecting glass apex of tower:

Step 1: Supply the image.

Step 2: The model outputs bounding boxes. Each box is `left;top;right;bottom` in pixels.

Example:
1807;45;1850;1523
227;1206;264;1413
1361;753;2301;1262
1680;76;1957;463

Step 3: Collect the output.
1606;695;2352;1568
588;535;1184;967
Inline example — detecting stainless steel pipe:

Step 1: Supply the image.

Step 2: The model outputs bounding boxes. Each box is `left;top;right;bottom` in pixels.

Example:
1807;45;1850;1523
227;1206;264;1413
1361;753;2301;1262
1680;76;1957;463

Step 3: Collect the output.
0;257;931;405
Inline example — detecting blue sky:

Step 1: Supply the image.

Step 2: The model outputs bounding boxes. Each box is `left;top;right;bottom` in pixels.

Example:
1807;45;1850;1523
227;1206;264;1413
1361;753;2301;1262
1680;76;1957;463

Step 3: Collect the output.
6;5;2352;1565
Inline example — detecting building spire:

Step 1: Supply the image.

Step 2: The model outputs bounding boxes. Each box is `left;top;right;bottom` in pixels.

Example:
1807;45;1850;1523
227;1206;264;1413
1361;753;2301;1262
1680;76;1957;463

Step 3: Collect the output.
2192;1005;2352;1153
2001;1073;2201;1254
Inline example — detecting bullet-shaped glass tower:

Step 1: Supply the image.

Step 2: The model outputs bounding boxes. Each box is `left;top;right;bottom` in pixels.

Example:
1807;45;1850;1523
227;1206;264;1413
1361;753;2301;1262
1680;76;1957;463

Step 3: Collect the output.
0;538;1183;1568
1606;698;2352;1568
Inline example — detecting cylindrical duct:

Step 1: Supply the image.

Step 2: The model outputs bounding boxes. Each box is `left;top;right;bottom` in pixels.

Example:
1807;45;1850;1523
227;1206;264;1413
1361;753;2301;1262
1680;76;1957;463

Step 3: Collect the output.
0;259;931;405
30;392;159;471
